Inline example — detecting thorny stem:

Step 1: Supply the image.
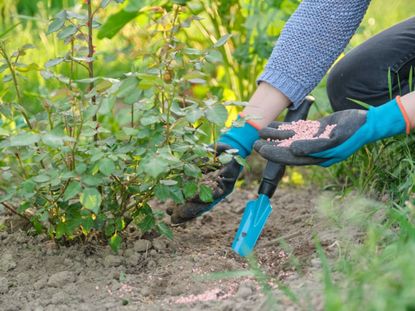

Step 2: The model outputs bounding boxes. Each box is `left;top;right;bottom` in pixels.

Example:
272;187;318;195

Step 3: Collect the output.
1;202;31;223
70;110;84;171
86;0;98;142
128;103;135;143
69;39;75;89
164;5;180;145
15;152;28;178
0;42;33;129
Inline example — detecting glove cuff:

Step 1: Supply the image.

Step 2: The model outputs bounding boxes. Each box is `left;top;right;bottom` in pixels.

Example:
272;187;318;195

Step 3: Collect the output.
218;115;260;158
368;97;407;140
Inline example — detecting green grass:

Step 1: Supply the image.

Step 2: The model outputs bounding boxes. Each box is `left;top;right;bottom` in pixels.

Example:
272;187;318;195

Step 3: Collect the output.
315;192;415;311
308;1;415;309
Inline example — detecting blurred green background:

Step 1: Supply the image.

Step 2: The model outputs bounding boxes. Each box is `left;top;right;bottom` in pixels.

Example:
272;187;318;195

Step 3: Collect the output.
1;0;415;112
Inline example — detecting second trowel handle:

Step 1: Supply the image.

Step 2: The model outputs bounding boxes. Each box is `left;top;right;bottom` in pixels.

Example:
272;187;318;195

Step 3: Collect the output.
258;96;314;198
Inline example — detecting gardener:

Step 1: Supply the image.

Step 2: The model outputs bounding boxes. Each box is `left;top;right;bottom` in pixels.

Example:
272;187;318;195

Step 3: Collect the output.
167;0;415;223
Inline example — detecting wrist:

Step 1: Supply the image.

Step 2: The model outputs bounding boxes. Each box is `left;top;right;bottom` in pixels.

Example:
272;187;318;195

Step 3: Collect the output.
399;92;415;131
242;82;291;129
396;96;412;134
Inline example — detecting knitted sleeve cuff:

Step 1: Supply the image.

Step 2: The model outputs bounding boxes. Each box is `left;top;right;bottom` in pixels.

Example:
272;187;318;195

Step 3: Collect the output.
257;68;308;110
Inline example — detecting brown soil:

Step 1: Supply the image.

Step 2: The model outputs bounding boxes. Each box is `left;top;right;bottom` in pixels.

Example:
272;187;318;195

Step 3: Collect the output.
0;186;346;311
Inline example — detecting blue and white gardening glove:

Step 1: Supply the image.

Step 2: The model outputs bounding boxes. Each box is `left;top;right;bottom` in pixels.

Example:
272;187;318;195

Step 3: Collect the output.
167;117;260;224
254;97;411;167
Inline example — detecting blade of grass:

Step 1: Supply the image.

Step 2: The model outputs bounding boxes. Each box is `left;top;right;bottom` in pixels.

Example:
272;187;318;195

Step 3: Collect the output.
346;98;372;110
315;237;343;310
397;73;402;95
388;67;393;99
0;23;21;38
409;66;413;92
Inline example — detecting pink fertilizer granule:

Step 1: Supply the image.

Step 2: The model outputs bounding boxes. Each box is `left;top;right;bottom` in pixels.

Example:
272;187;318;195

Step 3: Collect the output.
173;283;238;304
270;120;336;147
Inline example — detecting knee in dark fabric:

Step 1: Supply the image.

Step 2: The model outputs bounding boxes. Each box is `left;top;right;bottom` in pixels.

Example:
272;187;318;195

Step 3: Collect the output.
326;60;356;112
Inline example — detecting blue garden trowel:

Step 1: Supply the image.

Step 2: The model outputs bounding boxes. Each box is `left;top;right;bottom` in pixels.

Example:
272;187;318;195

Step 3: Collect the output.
232;96;314;256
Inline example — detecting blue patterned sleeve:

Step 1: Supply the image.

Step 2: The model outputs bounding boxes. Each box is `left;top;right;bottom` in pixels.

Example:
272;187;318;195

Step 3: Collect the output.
258;0;371;108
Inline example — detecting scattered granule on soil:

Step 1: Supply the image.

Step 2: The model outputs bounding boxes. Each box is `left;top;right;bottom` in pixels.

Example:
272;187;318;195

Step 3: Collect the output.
173;282;238;304
271;120;336;147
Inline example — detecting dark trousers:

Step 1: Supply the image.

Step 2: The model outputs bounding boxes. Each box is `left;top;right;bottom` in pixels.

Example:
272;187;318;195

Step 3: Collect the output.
327;17;415;111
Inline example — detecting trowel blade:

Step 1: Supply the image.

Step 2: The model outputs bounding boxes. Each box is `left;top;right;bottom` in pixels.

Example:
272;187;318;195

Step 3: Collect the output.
231;194;272;256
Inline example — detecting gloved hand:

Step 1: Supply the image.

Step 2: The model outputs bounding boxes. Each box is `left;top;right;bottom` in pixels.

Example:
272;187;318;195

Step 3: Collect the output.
167;143;241;224
254;98;409;167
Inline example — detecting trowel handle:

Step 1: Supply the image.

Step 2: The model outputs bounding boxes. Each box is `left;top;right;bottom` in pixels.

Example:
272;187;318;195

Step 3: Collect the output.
258;96;314;198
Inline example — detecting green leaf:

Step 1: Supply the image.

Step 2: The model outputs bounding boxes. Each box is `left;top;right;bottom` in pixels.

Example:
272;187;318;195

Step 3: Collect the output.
100;0;111;8
57;25;77;40
122;127;139;136
55;222;66;239
97;10;138;39
205;50;222;63
117;76;138;98
82;175;102;187
0;64;9;73
81;217;94;233
75;163;87;175
188;78;206;84
98;158;116;176
63;181;81;201
2;74;12;83
19;43;36;51
173;0;189;4
206;104;228;126
160;179;178;186
109;233;122;253
125;0;149;12
140;115;159;126
45;57;65;68
218;153;233;164
146;157;169;178
134;204;155;232
234;156;249;169
47;18;65;34
199;185;213;203
183;48;203;55
154;184;170;201
184;163;201;177
42;133;65;147
183;181;197;199
66;11;87;20
9;133;40;146
76;77;100;83
0;128;9;136
40;70;54;79
156;222;173;240
15;62;40;73
214;34;232;48
80;188;102;214
185;107;203;123
169;186;184;203
33;174;50;183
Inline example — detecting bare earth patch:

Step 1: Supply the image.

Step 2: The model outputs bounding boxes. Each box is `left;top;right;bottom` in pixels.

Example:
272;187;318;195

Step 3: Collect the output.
0;186;348;311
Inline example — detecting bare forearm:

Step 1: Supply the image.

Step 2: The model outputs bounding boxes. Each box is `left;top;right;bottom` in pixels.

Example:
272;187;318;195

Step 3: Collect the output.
241;82;290;129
